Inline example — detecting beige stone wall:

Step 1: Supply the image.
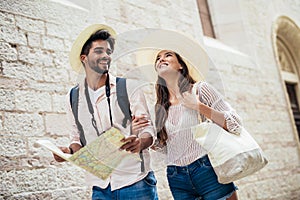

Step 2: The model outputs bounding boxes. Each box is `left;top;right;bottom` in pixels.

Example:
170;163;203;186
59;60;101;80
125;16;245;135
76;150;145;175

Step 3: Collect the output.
205;0;300;199
206;1;300;199
0;0;299;199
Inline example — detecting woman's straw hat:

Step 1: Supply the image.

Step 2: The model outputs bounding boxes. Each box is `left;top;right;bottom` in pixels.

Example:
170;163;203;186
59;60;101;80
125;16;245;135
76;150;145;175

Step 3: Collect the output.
69;24;116;73
136;29;208;82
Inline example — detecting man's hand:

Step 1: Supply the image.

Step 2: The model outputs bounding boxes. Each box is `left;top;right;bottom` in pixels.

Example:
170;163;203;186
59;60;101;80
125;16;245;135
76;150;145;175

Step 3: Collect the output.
53;143;82;162
53;147;70;162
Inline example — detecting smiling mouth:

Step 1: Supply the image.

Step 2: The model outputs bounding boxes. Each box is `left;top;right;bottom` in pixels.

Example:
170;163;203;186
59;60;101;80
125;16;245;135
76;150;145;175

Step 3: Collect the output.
158;63;168;69
98;58;110;65
98;60;109;66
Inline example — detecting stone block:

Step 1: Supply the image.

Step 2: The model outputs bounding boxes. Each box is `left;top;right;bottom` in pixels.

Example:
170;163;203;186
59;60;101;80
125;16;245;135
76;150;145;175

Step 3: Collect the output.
126;5;159;28
69;69;84;83
0;25;27;45
46;22;72;39
0;155;22;171
0;113;3;130
15;15;45;34
52;94;67;113
0;170;17;197
63;39;73;52
51;187;90;200
0;89;15;110
0;41;17;61
27;32;41;48
43;67;69;83
43;1;90;26
100;0;121;21
0;11;15;27
45;113;69;136
18;45;54;67
9;191;53;200
0;135;26;157
52;52;69;69
27;81;68;93
42;35;65;51
69;187;91;200
0;153;53;171
11;168;59;192
55;165;86;188
3;112;44;136
14;90;52;112
2;61;44;82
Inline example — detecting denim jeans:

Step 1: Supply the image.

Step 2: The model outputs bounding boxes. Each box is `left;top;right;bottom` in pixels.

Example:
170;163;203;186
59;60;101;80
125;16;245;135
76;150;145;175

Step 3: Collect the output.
167;155;237;200
92;171;158;200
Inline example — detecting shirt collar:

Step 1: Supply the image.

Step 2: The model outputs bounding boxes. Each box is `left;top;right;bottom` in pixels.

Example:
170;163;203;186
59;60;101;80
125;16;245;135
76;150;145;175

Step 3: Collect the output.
79;73;117;88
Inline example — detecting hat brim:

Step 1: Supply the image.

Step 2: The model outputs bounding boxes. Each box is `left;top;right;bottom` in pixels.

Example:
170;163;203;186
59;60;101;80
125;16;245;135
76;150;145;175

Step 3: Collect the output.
135;29;208;82
69;24;116;73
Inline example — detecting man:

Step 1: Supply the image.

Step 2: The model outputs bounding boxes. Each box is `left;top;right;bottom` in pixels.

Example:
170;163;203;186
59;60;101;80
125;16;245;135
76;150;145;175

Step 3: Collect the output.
54;24;158;200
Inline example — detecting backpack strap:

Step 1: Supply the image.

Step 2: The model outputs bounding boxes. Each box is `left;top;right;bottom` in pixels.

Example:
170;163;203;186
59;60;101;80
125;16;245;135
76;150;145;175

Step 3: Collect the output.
116;77;132;128
70;85;87;147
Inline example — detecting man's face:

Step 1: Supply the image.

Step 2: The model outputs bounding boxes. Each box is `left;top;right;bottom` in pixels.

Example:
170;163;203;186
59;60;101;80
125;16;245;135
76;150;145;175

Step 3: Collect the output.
81;39;112;74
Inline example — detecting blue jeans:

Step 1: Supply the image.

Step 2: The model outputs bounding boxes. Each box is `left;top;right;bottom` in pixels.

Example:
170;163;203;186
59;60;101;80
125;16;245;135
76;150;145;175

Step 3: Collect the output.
167;155;237;200
92;171;158;200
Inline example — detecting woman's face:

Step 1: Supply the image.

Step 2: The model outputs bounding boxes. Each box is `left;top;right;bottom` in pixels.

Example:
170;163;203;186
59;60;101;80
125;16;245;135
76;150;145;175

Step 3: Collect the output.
155;50;182;78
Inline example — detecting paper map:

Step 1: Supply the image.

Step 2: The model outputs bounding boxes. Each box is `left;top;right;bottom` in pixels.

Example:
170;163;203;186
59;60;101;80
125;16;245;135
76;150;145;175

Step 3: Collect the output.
36;127;140;180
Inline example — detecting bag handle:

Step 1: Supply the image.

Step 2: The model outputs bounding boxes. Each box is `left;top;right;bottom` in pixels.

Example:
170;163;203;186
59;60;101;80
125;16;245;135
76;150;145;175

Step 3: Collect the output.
192;82;207;123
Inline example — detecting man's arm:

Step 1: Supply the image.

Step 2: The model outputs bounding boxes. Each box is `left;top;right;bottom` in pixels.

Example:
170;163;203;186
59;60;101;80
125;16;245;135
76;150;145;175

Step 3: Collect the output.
121;80;155;153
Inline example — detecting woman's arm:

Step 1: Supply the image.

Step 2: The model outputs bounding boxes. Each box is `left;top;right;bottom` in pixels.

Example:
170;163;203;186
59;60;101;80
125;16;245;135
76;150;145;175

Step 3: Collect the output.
181;82;242;134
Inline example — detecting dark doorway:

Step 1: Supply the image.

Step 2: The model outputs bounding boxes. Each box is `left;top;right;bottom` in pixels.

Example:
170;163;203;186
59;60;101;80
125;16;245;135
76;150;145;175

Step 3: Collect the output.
286;83;300;139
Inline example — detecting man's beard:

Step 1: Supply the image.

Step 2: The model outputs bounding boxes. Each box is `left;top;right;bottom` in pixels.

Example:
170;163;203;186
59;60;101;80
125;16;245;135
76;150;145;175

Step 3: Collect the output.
90;59;110;74
93;67;109;74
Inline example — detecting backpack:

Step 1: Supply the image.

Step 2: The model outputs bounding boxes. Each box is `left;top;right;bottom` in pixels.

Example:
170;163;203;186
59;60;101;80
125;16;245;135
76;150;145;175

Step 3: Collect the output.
69;77;132;147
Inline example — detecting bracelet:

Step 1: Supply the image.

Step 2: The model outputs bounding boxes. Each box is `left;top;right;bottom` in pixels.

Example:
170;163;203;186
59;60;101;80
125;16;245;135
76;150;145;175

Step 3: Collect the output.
69;147;74;154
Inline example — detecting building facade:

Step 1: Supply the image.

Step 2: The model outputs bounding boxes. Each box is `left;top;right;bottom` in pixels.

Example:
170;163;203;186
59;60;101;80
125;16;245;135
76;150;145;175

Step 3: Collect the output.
0;0;299;199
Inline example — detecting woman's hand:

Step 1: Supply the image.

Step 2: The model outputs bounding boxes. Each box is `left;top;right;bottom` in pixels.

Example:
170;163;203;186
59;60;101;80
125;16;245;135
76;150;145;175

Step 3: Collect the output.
181;92;229;130
131;115;151;135
180;91;203;111
120;135;141;153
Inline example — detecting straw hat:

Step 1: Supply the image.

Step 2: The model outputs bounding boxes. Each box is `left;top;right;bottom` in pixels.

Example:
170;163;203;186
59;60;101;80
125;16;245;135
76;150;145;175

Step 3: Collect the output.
135;29;208;82
69;24;116;73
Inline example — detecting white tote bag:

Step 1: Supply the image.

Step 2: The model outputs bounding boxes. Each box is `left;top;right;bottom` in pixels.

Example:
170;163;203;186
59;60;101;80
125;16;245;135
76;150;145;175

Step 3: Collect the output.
192;122;268;184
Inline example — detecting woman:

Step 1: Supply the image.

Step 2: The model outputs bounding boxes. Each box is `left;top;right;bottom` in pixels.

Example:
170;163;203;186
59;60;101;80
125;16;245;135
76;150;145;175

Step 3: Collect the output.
133;49;242;200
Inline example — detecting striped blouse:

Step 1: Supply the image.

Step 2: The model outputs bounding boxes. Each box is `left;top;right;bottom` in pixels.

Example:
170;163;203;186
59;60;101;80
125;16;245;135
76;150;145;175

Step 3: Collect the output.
165;81;242;166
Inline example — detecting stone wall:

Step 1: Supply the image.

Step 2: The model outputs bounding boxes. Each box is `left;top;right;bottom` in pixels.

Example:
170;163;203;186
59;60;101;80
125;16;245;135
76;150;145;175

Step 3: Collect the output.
206;1;300;199
0;0;299;199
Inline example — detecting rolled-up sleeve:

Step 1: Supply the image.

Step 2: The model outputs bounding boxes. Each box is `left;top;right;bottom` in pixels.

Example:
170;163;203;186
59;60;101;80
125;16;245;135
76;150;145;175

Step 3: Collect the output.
127;80;155;141
197;82;243;134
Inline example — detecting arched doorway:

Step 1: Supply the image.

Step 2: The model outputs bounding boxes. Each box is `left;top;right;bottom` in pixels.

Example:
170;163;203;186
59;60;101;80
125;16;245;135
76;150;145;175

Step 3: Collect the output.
272;16;300;143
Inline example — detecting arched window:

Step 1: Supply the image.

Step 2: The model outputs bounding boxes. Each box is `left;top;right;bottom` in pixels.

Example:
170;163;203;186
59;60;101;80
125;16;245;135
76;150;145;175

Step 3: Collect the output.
273;16;300;141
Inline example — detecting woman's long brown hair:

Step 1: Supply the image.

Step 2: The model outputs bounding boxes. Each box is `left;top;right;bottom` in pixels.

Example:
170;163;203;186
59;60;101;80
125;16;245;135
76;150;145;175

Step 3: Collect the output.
155;52;196;145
